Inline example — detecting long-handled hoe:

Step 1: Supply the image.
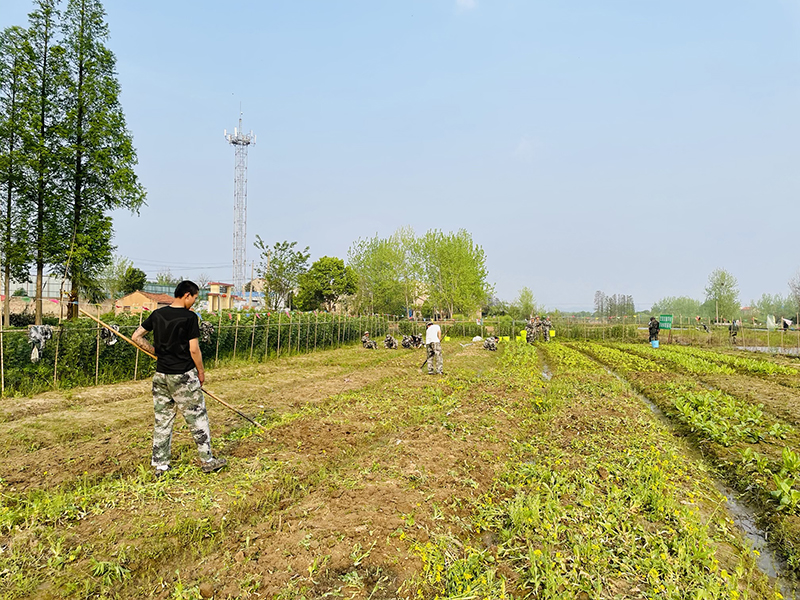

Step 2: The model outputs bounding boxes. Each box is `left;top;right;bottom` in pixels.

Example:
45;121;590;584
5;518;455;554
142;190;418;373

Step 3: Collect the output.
79;308;268;432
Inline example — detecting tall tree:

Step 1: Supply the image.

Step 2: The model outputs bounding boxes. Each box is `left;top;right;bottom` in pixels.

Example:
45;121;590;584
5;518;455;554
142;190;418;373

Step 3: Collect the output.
419;229;490;318
59;0;145;319
98;253;131;299
119;265;146;295
254;237;310;310
704;268;740;322
24;0;67;324
650;296;702;318
510;287;537;320
295;256;357;312
0;26;32;327
347;234;405;315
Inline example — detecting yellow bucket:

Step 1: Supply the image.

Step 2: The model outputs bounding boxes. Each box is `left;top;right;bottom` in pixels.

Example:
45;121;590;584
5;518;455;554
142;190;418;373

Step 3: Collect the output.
550;330;556;338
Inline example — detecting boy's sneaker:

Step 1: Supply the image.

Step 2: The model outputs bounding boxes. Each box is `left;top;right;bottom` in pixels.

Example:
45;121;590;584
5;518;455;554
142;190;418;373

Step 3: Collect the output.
202;457;227;473
154;465;171;478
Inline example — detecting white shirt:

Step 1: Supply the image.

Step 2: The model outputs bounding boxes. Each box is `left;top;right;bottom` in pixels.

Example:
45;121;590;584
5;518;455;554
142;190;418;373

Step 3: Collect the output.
425;324;442;345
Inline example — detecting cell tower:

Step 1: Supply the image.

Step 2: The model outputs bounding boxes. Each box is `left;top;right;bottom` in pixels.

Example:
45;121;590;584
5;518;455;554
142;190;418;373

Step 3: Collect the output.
224;113;255;293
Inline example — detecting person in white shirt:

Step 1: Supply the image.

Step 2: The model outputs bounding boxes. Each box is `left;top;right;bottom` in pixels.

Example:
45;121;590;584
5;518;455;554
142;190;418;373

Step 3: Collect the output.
425;321;443;375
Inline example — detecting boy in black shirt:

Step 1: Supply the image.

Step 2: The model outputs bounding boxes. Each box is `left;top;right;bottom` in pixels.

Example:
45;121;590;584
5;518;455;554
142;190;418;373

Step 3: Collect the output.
133;281;226;475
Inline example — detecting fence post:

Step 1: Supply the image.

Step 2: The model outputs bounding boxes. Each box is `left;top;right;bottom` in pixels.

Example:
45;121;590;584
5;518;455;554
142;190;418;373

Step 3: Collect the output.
53;324;60;386
95;305;101;386
287;312;293;356
233;314;240;361
314;311;319;351
250;313;258;361
277;311;282;357
214;311;223;367
0;325;4;397
263;315;271;361
306;314;311;353
134;311;143;380
296;314;301;353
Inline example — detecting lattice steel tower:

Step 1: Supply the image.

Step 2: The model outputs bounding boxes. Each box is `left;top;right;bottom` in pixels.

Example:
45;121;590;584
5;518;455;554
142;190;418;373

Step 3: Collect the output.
224;113;255;293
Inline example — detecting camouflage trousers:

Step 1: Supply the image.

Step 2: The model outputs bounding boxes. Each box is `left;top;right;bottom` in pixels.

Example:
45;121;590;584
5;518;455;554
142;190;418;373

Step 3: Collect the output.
151;369;213;468
426;342;443;374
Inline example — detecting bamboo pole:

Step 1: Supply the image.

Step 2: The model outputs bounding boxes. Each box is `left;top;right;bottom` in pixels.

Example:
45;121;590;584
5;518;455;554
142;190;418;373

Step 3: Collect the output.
133;311;143;380
232;314;240;361
276;311;282;357
95;305;101;385
314;311;318;351
249;313;257;361
214;311;223;367
0;324;4;396
263;314;271;361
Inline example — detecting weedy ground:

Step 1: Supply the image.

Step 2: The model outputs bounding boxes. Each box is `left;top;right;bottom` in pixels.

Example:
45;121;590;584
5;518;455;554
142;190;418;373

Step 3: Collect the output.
0;340;790;599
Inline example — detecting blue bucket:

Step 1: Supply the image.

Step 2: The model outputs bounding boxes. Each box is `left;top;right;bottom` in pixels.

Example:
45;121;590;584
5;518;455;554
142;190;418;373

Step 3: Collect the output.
651;340;659;349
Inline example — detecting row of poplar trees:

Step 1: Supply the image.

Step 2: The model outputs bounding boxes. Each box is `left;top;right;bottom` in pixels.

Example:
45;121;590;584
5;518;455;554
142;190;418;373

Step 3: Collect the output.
0;0;145;326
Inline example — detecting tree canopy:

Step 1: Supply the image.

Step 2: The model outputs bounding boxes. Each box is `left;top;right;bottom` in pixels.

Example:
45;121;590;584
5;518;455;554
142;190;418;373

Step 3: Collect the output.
254;237;310;310
295;256;357;312
704;268;740;321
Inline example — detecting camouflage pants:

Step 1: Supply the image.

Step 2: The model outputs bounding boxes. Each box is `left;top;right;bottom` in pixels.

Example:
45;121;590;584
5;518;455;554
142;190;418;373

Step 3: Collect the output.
151;369;213;468
427;342;443;374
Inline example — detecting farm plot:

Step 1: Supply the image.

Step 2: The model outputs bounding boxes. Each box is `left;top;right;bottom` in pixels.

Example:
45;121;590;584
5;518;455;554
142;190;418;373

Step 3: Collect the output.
0;341;783;599
581;341;800;576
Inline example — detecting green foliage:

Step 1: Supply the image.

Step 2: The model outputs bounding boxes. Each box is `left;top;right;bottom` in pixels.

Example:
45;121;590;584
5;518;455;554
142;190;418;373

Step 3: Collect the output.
704;268;740;321
98;254;132;299
120;265;147;295
0;25;34;296
0;311;390;395
752;293;795;322
295;256;356;312
650;295;702;319
594;290;635;318
508;286;539;320
347;230;410;316
254;237;310;310
58;0;146;317
419;229;490;318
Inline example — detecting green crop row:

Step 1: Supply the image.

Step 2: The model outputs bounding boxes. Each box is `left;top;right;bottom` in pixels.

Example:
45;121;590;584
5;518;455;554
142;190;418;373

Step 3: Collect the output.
569;341;665;374
664;345;799;377
614;343;737;375
409;342;779;599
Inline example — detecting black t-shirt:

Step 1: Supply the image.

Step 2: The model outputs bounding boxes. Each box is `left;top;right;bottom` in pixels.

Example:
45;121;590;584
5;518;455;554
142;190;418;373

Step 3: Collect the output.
141;306;200;374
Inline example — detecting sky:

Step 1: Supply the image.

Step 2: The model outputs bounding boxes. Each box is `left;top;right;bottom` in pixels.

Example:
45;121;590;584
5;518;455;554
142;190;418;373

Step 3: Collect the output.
3;0;800;312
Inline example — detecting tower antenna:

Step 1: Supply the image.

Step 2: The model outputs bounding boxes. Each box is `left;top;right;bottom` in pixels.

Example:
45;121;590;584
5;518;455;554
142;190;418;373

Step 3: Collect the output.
224;111;255;294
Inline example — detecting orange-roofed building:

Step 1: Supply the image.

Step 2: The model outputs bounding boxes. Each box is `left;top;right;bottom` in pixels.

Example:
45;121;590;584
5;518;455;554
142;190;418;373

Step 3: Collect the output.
115;291;175;315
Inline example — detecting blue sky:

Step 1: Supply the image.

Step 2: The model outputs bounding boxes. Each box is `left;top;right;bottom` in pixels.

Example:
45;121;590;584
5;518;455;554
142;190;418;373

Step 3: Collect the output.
4;0;799;311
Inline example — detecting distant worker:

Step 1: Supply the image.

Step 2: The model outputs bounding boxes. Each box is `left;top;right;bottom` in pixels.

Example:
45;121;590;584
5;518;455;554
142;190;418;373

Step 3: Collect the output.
425;321;443;375
729;320;739;344
526;316;539;344
542;316;552;342
361;331;377;349
384;333;398;349
132;281;227;477
648;317;660;342
483;336;498;351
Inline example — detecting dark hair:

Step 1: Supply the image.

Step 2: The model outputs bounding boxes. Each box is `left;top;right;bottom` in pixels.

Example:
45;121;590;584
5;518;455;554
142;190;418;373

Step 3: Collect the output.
174;280;200;298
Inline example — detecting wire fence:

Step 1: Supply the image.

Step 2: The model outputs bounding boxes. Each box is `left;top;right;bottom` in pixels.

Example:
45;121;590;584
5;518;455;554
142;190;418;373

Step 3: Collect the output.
2;312;798;397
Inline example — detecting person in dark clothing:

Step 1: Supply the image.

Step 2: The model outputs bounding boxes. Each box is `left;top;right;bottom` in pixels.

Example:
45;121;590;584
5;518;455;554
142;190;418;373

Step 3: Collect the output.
729;320;739;344
648;316;660;342
132;281;227;477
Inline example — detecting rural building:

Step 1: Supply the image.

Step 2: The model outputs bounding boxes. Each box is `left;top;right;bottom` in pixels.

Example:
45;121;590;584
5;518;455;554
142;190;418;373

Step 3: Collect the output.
208;282;235;311
115;291;175;315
